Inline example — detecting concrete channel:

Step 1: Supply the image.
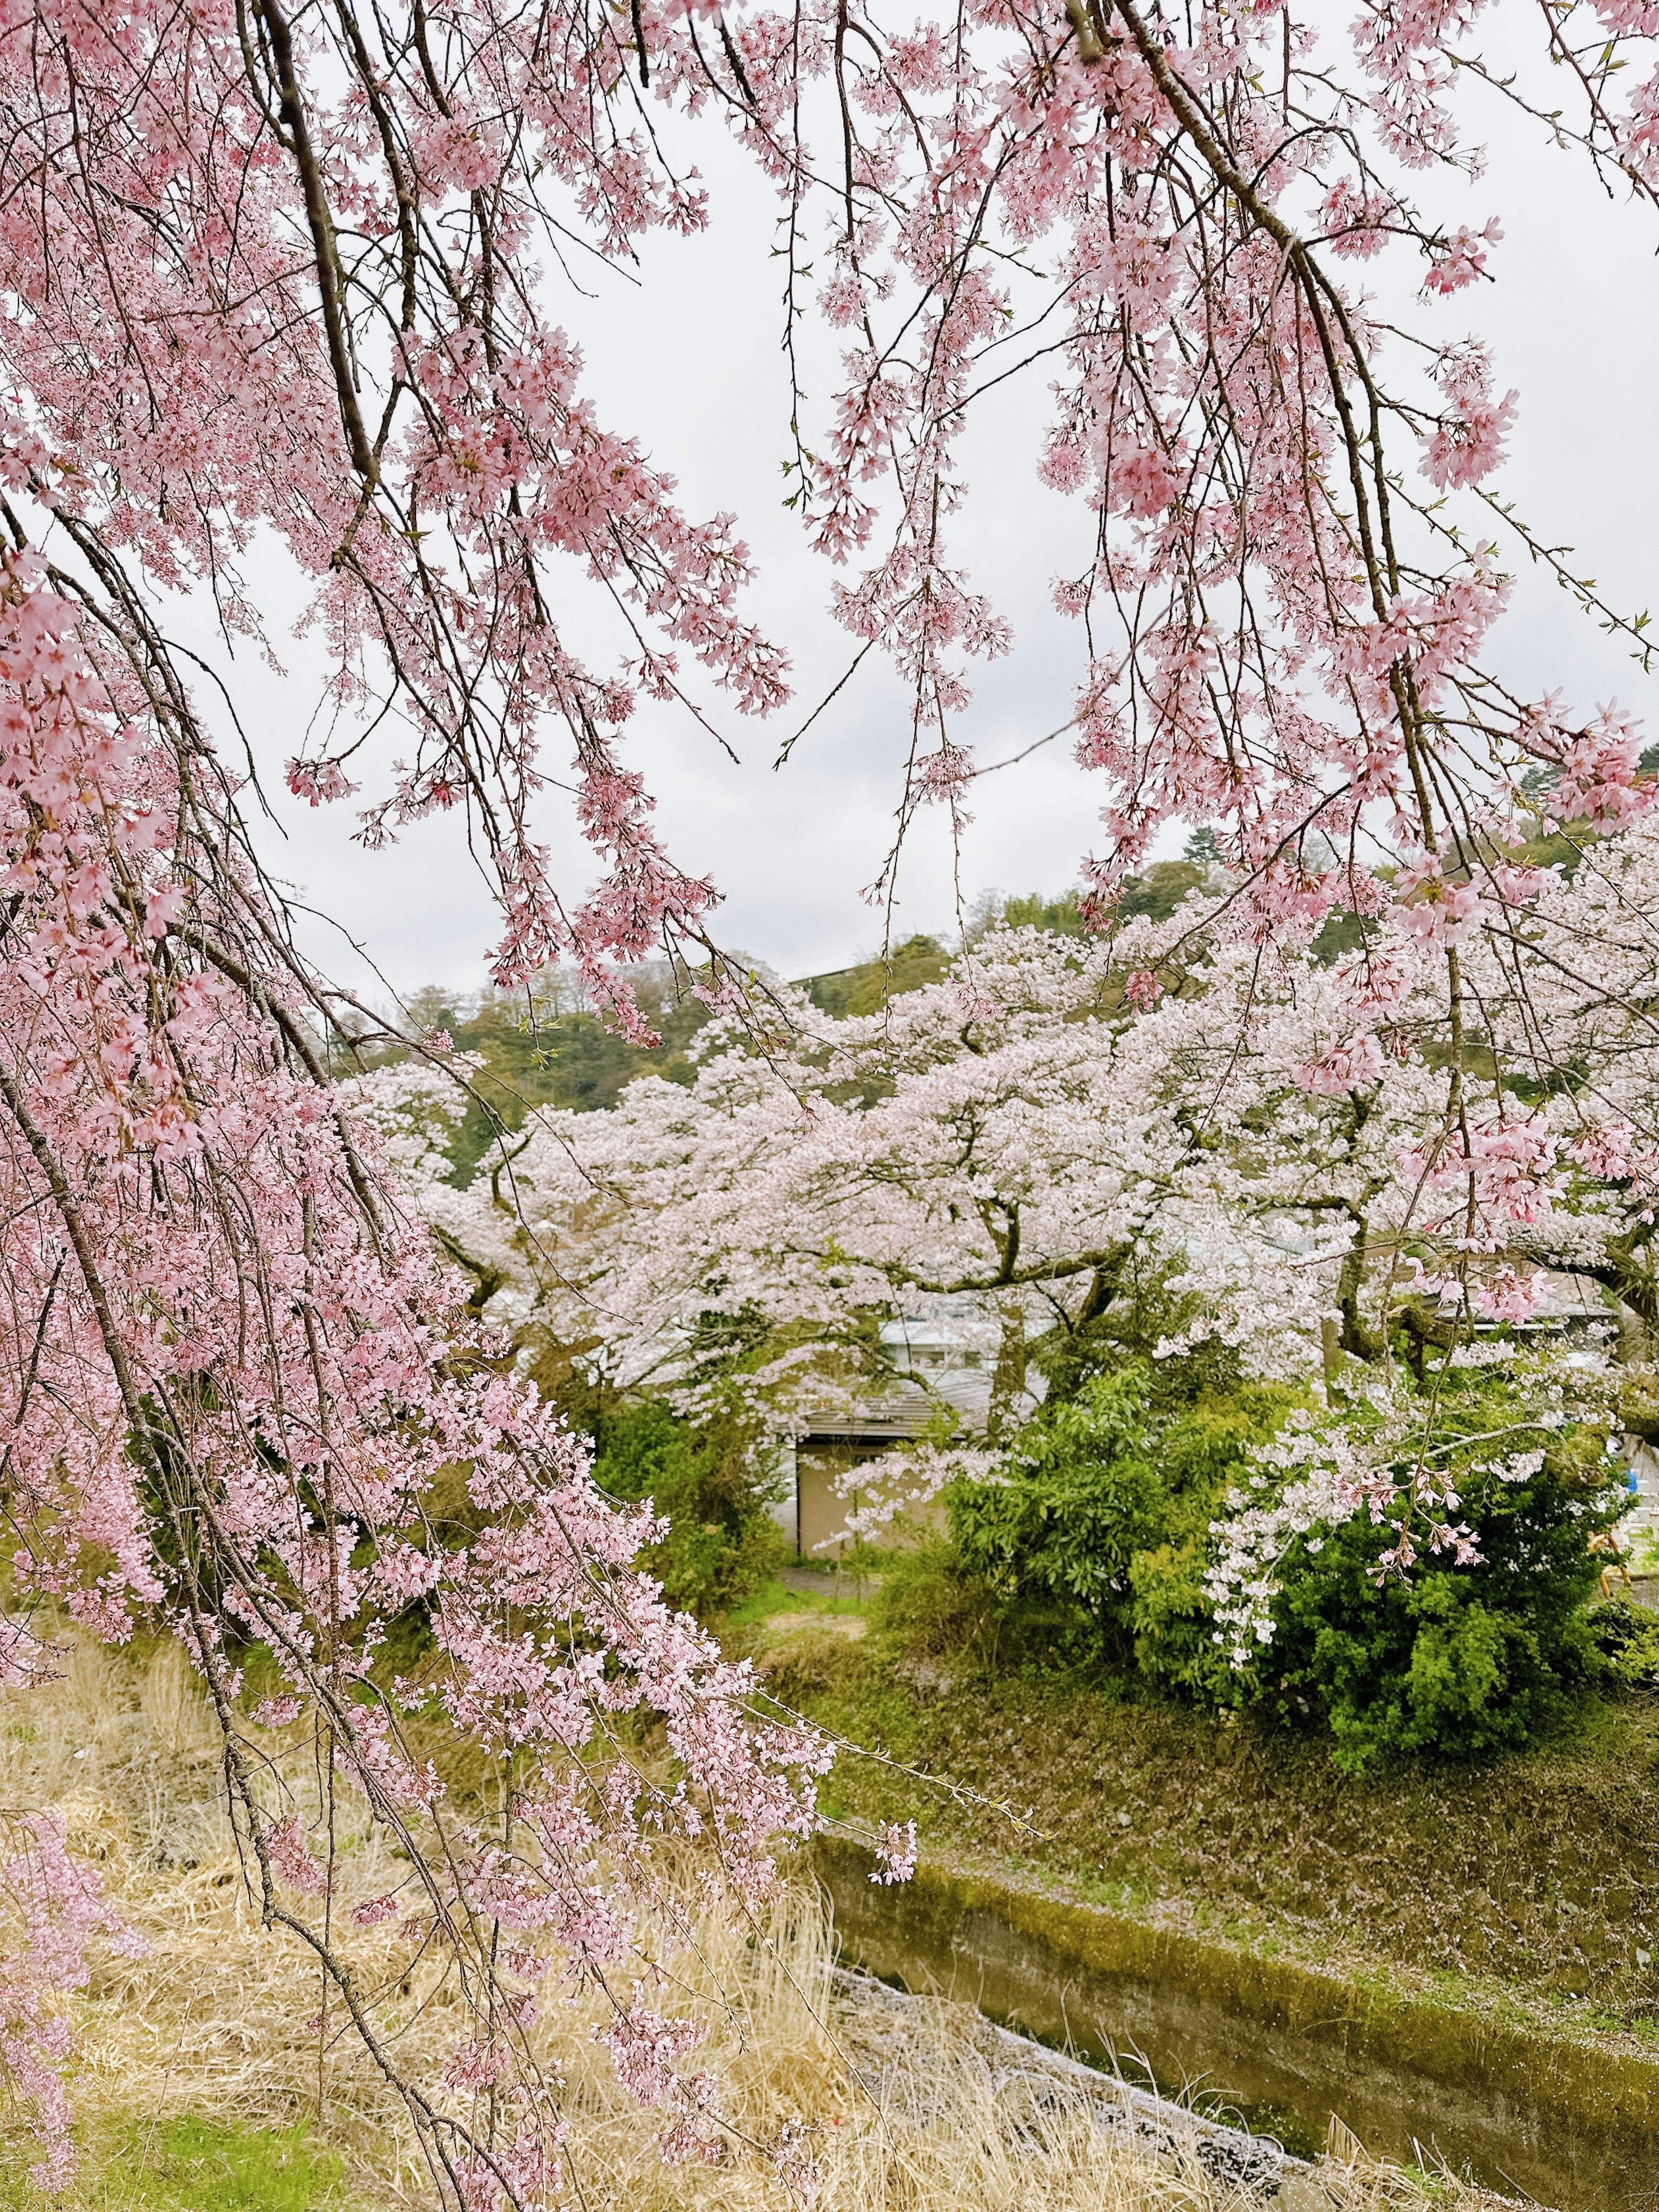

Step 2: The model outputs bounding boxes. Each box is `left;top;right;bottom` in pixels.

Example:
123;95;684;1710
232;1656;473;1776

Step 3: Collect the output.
814;1834;1659;2211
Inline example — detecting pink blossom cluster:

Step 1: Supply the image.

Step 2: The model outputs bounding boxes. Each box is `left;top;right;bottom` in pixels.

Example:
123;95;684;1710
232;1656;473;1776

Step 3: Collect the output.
0;550;826;2195
0;1815;142;2192
0;0;1613;988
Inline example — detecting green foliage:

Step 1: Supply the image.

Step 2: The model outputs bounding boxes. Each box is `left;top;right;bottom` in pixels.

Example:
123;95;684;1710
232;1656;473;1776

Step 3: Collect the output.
870;1538;992;1654
896;1323;1628;1774
1030;1267;1245;1405
1310;907;1373;963
1588;1593;1659;1694
1126;1386;1302;1700
953;1369;1165;1643
804;934;950;1018
425;979;710;1179
1002;852;1370;969
1113;859;1210;920
1001;890;1087;936
590;1398;784;1618
997;864;1211;941
335;971;711;1184
948;1362;1293;1678
1266;1424;1621;1773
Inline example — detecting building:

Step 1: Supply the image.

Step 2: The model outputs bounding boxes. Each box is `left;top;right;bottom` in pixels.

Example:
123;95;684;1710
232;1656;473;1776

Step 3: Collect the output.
1618;1437;1659;1573
769;1307;998;1559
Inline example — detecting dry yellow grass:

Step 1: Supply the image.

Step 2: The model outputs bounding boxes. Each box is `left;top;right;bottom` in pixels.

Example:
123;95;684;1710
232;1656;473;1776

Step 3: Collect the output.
0;1637;1527;2212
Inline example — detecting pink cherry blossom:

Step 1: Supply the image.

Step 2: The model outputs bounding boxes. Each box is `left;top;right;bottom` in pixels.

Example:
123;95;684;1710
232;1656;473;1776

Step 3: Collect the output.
3;1;1659;2193
870;1820;920;1885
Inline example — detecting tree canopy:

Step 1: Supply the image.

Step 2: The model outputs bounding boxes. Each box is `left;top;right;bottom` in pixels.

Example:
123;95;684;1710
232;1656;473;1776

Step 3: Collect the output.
4;0;1659;2202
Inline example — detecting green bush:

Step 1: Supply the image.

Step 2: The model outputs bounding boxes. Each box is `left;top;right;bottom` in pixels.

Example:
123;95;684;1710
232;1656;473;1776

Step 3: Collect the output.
1588;1591;1659;1694
890;1330;1627;1771
948;1362;1292;1679
1125;1387;1300;1700
952;1367;1165;1643
870;1535;994;1655
590;1398;784;1618
1265;1434;1621;1772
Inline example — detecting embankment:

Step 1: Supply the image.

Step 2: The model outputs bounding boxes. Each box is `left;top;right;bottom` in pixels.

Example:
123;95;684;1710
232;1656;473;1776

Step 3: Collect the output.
815;1834;1659;2212
757;1633;1659;2024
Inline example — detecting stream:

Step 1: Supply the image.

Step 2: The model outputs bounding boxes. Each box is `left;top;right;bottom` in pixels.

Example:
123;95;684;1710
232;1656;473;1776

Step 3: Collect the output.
834;1964;1314;2203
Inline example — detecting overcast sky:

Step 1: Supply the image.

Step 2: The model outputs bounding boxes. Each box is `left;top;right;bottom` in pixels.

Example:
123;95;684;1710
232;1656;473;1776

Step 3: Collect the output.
203;39;1659;1002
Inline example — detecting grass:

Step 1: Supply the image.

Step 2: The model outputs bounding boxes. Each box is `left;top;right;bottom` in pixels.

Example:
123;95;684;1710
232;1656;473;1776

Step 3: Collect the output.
0;1630;1533;2212
0;2120;349;2212
725;1577;874;1628
742;1606;1659;2038
134;2121;342;2212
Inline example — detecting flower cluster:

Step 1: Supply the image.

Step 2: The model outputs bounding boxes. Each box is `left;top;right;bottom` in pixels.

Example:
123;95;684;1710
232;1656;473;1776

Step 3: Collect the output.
0;1815;142;2192
0;553;827;2193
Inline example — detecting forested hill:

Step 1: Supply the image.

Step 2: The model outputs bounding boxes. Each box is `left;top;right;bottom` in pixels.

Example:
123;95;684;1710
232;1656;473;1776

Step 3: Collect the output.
354;862;1219;1180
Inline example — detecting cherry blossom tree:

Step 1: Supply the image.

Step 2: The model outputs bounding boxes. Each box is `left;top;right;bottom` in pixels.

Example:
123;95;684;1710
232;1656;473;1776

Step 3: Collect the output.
372;859;1659;1370
5;0;1659;2200
368;843;1659;1541
0;560;832;2204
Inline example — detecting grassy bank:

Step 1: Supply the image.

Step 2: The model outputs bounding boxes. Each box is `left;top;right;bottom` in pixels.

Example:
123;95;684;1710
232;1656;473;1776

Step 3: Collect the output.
737;1584;1659;2045
2;1630;1523;2212
0;2119;351;2212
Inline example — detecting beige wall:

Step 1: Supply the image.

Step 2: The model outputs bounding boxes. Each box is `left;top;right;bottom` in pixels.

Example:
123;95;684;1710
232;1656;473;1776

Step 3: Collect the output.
795;1442;946;1558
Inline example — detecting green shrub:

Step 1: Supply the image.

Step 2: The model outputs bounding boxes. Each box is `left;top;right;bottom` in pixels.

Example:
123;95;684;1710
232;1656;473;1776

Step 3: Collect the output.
590;1398;784;1618
953;1368;1165;1644
1265;1437;1621;1772
870;1536;993;1654
1126;1386;1304;1699
1588;1592;1659;1693
948;1363;1292;1678
897;1332;1625;1773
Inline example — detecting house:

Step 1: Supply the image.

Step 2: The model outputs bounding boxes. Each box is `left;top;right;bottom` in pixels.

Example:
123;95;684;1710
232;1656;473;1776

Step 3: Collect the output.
769;1306;998;1559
